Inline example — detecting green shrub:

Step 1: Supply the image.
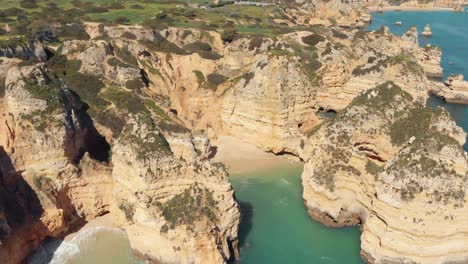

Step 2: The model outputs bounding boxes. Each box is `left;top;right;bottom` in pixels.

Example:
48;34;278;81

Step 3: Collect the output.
126;78;145;90
242;72;255;87
248;35;264;51
365;160;383;176
121;32;137;40
302;34;325;46
114;16;130;25
101;87;146;114
206;73;227;91
64;72;106;107
183;41;222;60
158;120;189;134
183;41;212;52
389;106;442;145
20;0;39;9
107;57;130;68
139;33;188;55
114;45;138;66
0;78;5;97
221;28;237;43
130;4;144;9
46;55;82;77
159;184;218;229
193;70;205;86
118;201;135;221
55;23;90;40
332;29;348;39
119;114;171;160
95;111;126;137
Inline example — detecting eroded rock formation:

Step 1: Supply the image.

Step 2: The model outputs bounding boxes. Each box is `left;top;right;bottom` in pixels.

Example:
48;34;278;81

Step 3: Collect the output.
0;64;239;264
301;82;468;264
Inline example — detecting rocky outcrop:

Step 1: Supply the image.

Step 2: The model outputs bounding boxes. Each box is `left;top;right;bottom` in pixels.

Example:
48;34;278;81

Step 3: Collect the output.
221;55;317;154
64;24;443;154
0;64;240;264
430;74;468;104
279;0;371;28
111;116;239;263
301;82;468;264
0;65;112;263
0;40;48;61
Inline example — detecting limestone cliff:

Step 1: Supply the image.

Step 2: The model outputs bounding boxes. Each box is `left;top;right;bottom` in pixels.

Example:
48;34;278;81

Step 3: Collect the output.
431;74;468;104
301;82;468;264
111;116;239;263
0;64;239;264
70;23;443;155
275;0;372;28
0;65;113;263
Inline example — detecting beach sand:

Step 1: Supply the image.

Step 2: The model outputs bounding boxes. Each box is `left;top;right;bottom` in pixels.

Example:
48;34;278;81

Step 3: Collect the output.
64;214;116;242
211;135;302;174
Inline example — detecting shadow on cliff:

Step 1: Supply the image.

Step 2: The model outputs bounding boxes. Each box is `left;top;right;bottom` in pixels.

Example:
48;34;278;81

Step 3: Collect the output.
0;146;50;262
61;89;111;164
237;200;254;248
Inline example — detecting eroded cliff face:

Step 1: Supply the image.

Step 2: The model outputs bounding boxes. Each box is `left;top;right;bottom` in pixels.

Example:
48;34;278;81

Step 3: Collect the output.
275;0;372;28
0;65;113;263
0;3;466;262
73;22;442;155
0;64;239;264
431;74;468;104
301;82;468;264
111;116;239;263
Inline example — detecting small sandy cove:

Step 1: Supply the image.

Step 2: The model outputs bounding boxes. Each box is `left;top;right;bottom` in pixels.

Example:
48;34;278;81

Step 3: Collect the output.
64;136;301;238
64;214;116;242
212;135;302;174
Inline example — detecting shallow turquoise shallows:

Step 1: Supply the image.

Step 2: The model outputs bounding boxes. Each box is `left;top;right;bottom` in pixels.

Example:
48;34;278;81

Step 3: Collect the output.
231;167;363;264
367;10;468;150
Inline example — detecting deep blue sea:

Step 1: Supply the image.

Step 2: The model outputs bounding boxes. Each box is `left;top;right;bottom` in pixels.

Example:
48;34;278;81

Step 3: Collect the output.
367;10;468;150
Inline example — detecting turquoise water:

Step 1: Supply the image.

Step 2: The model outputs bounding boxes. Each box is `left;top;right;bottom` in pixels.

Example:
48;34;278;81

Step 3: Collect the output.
231;167;363;264
368;11;468;150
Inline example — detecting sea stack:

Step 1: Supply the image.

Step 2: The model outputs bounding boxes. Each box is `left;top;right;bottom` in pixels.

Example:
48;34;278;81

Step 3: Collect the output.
422;24;432;37
377;6;383;13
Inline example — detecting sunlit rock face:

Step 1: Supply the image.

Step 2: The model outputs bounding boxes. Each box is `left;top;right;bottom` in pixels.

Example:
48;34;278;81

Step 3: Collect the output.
301;82;468;264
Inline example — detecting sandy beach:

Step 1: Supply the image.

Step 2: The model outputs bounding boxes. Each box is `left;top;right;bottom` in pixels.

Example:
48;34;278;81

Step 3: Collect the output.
212;135;302;174
64;214;117;242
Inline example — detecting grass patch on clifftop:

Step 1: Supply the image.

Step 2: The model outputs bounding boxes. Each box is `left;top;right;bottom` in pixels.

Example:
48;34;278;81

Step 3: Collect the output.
158;184;218;230
119;114;172;160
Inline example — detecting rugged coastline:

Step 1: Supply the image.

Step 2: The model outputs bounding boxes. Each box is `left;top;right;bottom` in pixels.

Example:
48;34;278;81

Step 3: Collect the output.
0;0;466;264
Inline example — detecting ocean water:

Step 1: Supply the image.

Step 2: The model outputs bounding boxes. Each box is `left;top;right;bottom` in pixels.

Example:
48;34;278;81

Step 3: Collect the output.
367;10;468;150
231;167;363;264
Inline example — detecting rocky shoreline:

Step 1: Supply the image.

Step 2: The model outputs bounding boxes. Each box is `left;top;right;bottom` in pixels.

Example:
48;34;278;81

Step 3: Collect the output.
0;1;466;264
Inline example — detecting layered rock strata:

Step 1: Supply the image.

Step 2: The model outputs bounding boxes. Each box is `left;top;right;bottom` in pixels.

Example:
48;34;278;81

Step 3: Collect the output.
0;64;240;264
301;82;468;264
431;74;468;104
